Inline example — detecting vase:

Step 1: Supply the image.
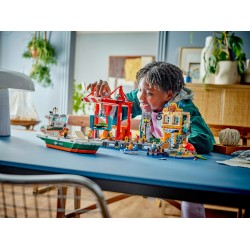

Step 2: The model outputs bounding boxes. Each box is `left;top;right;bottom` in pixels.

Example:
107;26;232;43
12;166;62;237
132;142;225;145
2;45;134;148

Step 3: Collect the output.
199;36;215;84
214;61;240;84
242;59;250;84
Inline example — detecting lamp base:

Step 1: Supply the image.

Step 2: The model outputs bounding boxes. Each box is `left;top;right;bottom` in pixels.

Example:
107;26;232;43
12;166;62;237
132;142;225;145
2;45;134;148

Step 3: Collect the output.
0;89;11;136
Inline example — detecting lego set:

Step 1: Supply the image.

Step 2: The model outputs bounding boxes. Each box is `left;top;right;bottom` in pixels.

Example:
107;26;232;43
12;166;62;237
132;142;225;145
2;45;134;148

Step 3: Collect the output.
37;86;197;158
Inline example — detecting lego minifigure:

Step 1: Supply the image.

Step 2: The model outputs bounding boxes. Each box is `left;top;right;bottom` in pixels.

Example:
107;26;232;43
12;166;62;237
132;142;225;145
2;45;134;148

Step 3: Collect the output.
151;141;157;156
87;129;93;139
127;142;134;150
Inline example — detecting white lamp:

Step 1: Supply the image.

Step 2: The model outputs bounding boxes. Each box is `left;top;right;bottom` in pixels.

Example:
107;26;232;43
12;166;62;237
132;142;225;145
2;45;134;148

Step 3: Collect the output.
0;69;35;136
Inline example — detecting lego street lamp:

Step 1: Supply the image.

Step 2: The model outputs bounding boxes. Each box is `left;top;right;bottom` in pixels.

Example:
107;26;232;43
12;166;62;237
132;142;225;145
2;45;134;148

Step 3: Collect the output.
0;69;34;136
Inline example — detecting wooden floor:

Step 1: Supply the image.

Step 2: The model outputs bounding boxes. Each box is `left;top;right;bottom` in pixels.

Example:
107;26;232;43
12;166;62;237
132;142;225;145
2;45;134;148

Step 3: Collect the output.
104;192;181;218
103;192;239;218
0;183;239;218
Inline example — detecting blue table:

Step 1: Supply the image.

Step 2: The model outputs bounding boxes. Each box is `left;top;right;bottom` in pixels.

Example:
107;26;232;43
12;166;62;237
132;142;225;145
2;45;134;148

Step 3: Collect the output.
1;129;250;209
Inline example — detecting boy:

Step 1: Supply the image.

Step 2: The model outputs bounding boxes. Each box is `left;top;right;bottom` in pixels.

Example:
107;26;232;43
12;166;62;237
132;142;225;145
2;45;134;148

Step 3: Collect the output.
87;61;215;217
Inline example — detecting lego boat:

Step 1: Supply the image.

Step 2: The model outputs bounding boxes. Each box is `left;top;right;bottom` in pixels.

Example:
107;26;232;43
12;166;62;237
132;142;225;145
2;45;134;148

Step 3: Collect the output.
122;148;138;155
37;134;102;154
37;107;102;154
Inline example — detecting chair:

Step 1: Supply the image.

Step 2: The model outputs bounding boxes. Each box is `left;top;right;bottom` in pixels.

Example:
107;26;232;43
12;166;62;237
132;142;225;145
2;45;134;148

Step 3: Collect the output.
0;173;110;218
32;115;135;209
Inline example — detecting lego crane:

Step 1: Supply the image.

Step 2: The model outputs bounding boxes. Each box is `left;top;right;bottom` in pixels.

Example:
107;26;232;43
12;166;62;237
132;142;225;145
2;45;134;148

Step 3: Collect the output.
82;86;133;141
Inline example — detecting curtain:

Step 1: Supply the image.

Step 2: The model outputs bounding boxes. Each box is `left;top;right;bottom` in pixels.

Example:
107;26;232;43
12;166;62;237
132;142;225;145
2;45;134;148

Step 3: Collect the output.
157;31;168;61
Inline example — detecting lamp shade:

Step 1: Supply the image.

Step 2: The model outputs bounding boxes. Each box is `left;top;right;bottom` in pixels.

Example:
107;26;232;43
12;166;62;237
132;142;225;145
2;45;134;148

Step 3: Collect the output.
0;69;35;136
0;69;34;91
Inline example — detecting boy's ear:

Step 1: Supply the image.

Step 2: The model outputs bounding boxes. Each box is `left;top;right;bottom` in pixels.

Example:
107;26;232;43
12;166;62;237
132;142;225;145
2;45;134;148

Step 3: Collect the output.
164;90;173;101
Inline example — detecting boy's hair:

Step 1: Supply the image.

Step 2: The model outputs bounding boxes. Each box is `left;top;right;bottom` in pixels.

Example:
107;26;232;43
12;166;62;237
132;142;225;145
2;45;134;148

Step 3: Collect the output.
136;61;185;93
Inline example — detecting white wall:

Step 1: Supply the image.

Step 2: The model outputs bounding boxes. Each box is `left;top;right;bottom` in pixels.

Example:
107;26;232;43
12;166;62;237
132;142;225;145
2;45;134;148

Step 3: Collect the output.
0;31;74;125
74;32;158;85
0;31;157;128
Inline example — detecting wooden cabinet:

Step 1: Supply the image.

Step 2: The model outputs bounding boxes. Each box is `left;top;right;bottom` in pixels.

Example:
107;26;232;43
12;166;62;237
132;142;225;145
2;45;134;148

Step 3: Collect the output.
186;83;250;127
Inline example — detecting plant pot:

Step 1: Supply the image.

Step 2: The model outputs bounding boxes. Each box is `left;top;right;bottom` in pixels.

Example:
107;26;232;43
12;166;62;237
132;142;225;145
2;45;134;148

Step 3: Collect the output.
214;61;240;84
29;46;38;59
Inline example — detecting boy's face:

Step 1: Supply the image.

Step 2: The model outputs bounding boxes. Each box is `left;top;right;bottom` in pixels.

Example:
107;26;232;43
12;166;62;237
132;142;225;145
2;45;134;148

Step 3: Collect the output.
137;77;173;113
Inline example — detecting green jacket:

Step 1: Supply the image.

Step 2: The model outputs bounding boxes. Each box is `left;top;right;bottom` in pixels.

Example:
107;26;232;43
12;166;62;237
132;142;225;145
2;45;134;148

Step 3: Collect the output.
112;89;215;154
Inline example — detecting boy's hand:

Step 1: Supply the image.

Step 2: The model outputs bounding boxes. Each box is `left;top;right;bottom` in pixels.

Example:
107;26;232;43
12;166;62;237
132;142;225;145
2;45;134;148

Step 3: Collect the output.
86;80;111;97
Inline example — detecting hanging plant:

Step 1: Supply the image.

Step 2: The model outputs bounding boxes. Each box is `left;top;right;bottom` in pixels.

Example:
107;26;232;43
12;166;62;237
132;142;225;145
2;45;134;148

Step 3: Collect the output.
23;31;57;87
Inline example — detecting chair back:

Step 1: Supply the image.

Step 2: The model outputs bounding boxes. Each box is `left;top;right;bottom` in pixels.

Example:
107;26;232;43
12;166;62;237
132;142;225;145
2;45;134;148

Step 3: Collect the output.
0;173;110;218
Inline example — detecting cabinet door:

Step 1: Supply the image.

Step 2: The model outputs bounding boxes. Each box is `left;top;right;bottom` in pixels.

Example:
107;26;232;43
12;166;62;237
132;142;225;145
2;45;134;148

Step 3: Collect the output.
223;89;250;126
190;86;223;124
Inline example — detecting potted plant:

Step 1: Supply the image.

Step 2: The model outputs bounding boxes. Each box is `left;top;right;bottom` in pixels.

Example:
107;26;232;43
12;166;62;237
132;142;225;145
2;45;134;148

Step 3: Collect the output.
23;31;57;87
204;31;246;84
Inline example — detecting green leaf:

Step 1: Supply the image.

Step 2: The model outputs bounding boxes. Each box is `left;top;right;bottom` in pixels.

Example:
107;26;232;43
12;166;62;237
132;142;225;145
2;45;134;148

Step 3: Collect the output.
205;31;246;77
218;51;228;61
73;82;92;114
30;62;52;87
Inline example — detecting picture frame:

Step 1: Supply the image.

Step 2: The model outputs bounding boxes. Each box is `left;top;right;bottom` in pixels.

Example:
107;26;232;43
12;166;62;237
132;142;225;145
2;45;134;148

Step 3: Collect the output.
108;55;155;93
178;47;202;83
